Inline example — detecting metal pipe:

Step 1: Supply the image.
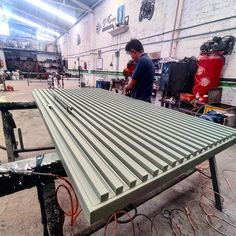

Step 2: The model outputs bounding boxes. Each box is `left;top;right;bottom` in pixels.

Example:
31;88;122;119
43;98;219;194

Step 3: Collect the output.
170;0;185;57
17;128;24;150
70;0;93;12
91;0;103;9
1;111;15;162
0;102;37;111
0;145;6;150
65;15;236;58
169;0;181;57
15;146;55;153
67;24;236;58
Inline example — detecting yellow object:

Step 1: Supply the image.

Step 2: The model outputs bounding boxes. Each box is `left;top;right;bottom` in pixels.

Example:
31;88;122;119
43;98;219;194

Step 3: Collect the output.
204;105;225;114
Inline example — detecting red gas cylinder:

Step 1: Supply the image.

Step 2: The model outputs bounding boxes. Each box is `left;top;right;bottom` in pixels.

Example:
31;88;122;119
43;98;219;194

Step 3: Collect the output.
123;60;136;77
193;54;225;97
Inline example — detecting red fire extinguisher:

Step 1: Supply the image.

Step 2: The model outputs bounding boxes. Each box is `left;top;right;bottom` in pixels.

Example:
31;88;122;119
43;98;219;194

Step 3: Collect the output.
193;53;225;97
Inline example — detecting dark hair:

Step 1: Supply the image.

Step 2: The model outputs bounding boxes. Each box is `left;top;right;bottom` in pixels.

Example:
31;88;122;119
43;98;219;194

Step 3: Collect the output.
125;39;144;53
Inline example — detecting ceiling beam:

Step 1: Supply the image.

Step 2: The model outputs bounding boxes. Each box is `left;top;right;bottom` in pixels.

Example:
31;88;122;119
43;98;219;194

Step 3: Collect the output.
44;0;83;11
2;0;67;33
91;0;103;9
56;0;103;41
69;0;93;13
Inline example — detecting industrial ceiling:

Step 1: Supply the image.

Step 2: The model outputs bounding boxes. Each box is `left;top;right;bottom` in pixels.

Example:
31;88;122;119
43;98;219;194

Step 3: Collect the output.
0;0;102;37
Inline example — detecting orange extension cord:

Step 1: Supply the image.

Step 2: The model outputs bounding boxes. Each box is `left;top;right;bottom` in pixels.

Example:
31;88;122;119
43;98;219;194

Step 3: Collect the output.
103;166;236;236
32;172;82;226
33;165;236;235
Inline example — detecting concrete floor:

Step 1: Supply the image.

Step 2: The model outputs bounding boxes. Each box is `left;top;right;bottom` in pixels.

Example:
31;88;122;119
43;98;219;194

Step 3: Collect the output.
0;80;236;236
0;79;80;163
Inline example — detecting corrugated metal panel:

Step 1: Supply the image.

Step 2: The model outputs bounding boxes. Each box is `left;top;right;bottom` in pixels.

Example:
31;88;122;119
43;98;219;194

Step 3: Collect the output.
33;88;236;224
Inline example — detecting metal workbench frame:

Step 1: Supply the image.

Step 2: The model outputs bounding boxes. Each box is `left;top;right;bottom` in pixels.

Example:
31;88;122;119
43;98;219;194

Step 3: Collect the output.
0;102;55;162
0;153;218;236
33;88;236;224
0;155;220;236
1;89;233;234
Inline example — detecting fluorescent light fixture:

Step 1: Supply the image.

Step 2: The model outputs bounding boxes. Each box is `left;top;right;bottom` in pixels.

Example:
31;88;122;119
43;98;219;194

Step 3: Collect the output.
25;0;76;23
0;8;60;36
0;21;10;36
36;31;55;41
0;9;10;36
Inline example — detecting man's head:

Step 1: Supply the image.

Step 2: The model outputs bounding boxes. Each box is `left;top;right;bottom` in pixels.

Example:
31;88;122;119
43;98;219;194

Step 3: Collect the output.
125;39;144;62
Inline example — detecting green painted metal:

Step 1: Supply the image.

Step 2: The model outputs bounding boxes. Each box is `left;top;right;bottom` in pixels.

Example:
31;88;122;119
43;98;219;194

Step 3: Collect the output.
220;81;236;88
33;88;236;224
67;69;161;80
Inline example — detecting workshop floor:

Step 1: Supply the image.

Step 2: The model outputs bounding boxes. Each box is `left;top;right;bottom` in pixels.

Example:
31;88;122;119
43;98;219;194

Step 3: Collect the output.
0;79;79;164
0;80;236;236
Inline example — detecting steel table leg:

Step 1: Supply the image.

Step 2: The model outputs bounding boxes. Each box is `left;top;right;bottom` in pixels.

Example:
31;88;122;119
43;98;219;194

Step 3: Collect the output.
1;111;17;162
36;155;64;236
209;156;222;211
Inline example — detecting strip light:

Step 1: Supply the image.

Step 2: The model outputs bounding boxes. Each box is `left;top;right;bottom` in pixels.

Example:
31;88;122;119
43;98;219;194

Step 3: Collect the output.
0;7;10;36
0;21;10;36
25;0;76;24
0;8;59;36
36;31;55;41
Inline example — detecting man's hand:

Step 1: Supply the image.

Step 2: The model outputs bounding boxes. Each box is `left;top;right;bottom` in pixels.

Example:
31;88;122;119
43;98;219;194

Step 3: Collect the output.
125;85;132;96
124;78;137;96
126;78;137;90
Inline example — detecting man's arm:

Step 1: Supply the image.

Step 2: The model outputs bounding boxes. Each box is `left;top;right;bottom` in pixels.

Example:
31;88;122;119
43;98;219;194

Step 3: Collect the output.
126;78;137;90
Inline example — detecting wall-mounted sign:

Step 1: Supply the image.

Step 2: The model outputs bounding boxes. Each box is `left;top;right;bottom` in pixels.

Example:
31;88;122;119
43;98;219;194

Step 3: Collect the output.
96;14;116;33
96;5;128;34
96;58;103;70
102;23;114;32
139;0;155;22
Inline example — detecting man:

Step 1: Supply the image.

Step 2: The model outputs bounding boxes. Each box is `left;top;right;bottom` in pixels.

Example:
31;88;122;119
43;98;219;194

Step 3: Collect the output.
125;39;154;102
56;72;61;88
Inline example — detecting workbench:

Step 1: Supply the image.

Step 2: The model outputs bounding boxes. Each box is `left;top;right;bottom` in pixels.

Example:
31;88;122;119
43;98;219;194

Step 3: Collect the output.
33;88;236;225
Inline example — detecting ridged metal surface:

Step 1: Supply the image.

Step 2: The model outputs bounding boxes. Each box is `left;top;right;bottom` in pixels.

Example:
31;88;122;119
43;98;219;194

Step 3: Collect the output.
33;88;236;224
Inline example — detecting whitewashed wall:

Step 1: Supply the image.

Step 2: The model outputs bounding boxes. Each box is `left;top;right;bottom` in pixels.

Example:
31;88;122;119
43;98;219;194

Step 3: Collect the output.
0;50;7;75
58;0;173;71
176;0;236;78
58;0;236;104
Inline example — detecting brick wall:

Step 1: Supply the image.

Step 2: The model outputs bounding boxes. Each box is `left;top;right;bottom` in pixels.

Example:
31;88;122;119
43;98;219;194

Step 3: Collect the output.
58;0;173;70
58;0;236;104
177;0;236;78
